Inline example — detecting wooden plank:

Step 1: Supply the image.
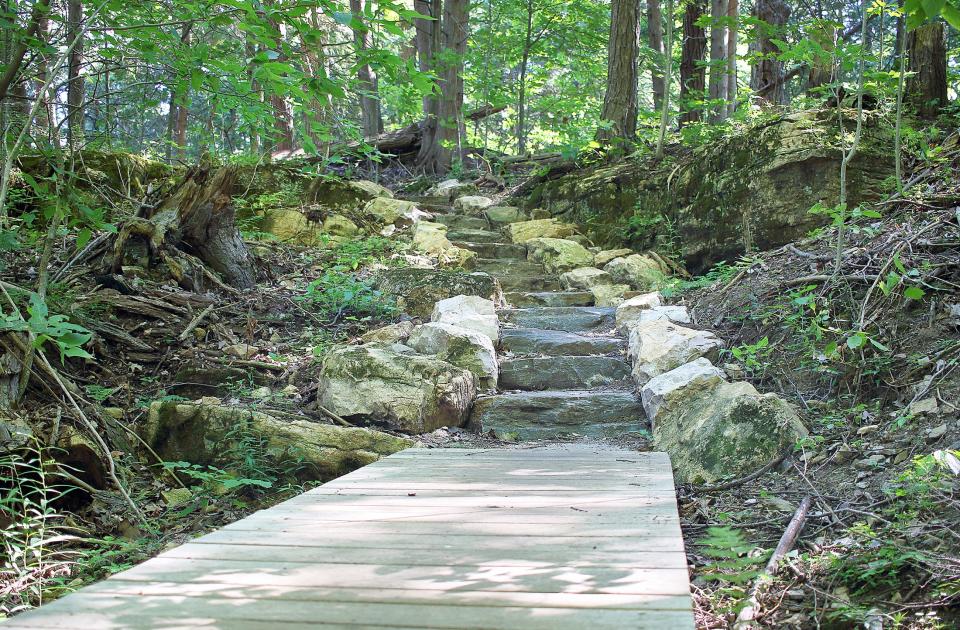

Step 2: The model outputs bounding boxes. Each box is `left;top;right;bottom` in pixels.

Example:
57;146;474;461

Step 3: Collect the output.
159;542;690;569
5;446;694;629
193;530;689;552
106;557;693;595
4;591;696;629
81;580;695;610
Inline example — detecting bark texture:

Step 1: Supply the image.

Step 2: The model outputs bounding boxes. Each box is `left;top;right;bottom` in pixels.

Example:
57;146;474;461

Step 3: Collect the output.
350;0;384;138
749;0;791;107
680;0;707;126
707;0;727;121
66;0;85;149
906;21;947;118
598;0;640;142
647;0;665;109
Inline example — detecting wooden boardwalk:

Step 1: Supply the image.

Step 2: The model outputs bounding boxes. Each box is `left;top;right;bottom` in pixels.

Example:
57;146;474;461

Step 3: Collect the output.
7;444;694;629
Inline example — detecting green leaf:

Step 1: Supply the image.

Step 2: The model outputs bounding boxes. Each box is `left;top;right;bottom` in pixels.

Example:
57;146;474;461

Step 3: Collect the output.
921;0;946;17
943;4;960;29
847;333;866;350
903;286;925;300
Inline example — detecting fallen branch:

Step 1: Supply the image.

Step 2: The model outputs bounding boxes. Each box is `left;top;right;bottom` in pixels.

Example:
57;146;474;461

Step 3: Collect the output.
178;303;216;341
693;454;786;492
735;496;813;629
317;404;354;428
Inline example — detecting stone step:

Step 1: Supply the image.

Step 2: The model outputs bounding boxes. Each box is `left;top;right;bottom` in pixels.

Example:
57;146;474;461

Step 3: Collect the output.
474;258;544;276
505;291;594;307
470;390;645;440
499;306;616;333
432;214;489;230
495;275;562;292
500;328;624;356
451;241;528;260
499;356;630;391
445;228;505;244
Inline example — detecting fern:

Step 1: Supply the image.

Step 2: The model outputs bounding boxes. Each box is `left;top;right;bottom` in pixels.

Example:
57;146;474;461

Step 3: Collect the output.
698;526;770;585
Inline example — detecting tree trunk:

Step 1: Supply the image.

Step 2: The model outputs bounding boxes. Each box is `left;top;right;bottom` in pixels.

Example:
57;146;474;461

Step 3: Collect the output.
66;0;85;150
414;0;441;169
417;0;468;175
906;21;947;118
749;0;790;107
707;0;727;122
679;0;707;126
805;23;835;93
648;0;665;109
516;0;534;154
597;0;640;143
725;0;738;116
350;0;383;139
117;165;256;289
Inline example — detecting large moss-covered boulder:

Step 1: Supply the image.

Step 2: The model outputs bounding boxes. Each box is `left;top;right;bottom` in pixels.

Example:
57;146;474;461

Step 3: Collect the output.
604;254;669;290
361;197;426;229
306;178;393;212
506;218;578;244
526;238;595;274
141;401;411;481
426;179;478;200
522;110;892;272
260;209;324;245
408;322;498;389
651;380;808;484
412;222;477;269
317;344;477;433
373;268;502;318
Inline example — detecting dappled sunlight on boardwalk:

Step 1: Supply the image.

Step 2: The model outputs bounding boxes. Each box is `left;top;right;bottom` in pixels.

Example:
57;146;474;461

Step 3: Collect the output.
6;445;694;629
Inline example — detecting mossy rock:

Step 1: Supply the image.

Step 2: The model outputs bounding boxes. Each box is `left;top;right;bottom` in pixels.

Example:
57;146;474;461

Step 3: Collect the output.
373;268;502;318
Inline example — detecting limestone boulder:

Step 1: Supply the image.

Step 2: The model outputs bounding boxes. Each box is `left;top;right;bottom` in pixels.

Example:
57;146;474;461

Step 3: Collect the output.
594;248;634;267
485;206;526;226
561;267;613;290
627;320;724;385
604;254;670;290
261;209;323;245
362;197;429;229
454;195;495;214
408;322;498;389
526;238;594;274
306;178;393;215
317;344;476;433
426;179;478;200
653;381;808;483
591;284;631;307
615;292;663;330
506;218;578;244
141;401;411;480
0;415;33;451
360;321;416;345
374;269;502;318
640;358;727;423
625;305;692;327
431;295;499;343
321;214;360;238
412;222;477;270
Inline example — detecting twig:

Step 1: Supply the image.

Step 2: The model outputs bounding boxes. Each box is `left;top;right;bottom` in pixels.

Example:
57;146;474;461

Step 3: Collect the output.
735;496;813;629
316;404;354;427
202;355;286;372
178;303;215;341
693;454;786;492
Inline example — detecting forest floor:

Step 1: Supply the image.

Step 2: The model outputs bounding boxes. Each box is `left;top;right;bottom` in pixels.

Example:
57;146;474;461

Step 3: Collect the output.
2;135;959;628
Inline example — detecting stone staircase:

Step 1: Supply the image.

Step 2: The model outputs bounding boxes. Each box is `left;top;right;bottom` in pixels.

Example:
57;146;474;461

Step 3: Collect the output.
427;200;646;441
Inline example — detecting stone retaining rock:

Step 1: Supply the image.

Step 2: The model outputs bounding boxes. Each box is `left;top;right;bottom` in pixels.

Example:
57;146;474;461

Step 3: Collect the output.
408;322;498;389
431;295;500;343
640;358;727;422
317;344;476;433
591;283;631;307
141;401;411;480
560;267;613;290
360;321;416;344
412;221;477;268
652;380;808;484
525;238;594;274
426;179;477;200
615;292;663;330
627;320;724;385
506;218;578;244
484;206;526;226
373;268;502;318
454;195;495;214
594;248;634;267
604;254;669;290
